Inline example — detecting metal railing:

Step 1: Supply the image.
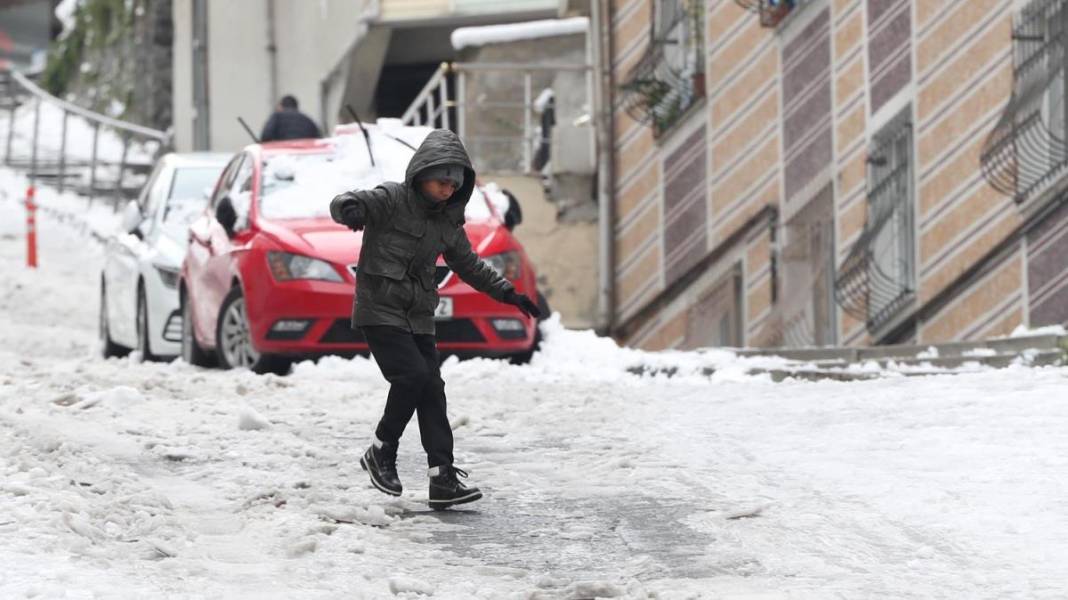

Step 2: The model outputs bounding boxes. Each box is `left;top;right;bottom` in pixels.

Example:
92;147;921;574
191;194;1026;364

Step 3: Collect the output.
1;68;171;207
835;109;916;335
980;0;1068;204
400;61;592;173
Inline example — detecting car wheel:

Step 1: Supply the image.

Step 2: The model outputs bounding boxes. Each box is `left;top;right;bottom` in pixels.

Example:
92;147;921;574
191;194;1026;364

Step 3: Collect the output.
181;289;215;367
99;283;130;359
136;285;159;362
216;287;290;375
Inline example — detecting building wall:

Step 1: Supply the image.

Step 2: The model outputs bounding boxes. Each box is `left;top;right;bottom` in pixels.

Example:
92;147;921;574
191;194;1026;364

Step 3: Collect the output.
172;0;373;153
607;0;1067;350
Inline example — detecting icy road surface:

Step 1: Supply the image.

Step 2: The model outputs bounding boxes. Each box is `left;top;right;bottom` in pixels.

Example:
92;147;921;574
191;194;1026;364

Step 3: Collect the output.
2;179;1068;599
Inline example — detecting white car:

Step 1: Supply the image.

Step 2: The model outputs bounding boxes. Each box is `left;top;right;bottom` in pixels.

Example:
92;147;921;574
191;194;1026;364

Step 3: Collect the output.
99;152;230;360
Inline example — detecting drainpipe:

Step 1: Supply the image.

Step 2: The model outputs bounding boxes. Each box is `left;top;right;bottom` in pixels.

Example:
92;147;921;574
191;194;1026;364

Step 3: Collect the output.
266;0;279;106
591;0;615;336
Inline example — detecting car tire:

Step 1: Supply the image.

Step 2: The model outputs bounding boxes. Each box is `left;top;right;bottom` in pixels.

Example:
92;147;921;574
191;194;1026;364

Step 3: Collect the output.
99;283;131;359
136;285;159;362
215;287;290;375
181;289;215;367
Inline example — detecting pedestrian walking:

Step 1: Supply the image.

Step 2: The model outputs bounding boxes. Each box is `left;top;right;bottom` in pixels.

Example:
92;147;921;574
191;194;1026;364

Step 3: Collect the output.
260;95;322;142
329;129;541;510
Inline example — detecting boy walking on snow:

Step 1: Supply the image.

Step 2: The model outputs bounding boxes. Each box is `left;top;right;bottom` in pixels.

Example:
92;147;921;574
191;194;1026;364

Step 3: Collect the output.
329;129;540;510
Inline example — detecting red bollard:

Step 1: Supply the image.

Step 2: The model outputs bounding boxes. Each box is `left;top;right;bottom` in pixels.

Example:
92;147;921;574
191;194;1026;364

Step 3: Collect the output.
26;186;37;269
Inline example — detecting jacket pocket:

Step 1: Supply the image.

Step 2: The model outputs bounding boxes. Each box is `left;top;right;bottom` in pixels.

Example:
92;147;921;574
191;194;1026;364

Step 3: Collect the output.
361;259;406;280
373;276;413;307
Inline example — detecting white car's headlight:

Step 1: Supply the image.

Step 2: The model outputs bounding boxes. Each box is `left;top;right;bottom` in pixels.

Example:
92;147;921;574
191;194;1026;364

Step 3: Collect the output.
483;251;522;281
267;252;343;282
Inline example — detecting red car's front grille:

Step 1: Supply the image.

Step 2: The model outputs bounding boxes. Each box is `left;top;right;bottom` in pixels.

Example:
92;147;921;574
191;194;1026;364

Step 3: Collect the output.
435;319;485;343
320;320;367;344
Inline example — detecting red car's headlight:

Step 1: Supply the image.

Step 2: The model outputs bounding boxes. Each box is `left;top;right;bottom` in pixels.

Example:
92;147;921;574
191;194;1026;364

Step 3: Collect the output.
267;252;343;282
483;251;522;281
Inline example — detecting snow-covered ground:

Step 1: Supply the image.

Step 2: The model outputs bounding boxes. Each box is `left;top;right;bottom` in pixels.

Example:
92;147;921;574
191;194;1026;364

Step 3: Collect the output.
3;173;1068;599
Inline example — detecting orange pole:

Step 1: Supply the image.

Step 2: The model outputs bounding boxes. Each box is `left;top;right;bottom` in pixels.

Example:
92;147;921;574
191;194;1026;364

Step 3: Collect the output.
26;186;37;269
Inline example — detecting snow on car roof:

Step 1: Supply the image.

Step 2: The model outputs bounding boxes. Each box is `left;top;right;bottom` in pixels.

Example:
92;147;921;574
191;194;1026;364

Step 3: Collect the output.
257;123;493;222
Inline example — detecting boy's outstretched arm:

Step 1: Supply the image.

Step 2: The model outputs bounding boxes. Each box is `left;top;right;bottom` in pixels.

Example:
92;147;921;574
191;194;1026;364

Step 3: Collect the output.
329;185;396;231
443;228;541;318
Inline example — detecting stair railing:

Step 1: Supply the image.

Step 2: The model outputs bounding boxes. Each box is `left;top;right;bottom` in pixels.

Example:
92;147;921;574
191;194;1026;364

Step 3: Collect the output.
1;68;171;208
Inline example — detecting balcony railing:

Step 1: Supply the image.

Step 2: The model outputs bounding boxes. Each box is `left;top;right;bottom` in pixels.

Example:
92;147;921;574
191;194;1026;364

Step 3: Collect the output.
835;111;915;335
980;0;1068;204
618;1;704;135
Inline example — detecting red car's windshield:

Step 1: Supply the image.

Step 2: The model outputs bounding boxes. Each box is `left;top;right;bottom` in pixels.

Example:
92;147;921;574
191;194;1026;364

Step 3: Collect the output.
259;136;494;222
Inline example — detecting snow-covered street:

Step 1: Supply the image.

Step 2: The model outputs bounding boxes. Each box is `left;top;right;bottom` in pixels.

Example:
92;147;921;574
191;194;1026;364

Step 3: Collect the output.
3;177;1068;599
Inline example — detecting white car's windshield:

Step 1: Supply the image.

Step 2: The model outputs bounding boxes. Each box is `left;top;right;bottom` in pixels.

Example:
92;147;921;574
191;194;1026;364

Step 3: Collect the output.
259;133;494;222
163;166;223;225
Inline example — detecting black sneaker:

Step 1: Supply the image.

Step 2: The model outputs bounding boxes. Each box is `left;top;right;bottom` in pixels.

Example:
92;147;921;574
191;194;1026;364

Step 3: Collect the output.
428;465;482;510
359;441;402;496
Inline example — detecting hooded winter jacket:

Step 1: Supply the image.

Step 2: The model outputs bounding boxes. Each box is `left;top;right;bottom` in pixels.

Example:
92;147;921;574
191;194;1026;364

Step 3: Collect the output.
329;129;515;334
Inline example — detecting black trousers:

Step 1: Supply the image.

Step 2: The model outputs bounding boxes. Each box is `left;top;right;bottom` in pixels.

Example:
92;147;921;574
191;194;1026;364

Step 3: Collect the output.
362;325;453;468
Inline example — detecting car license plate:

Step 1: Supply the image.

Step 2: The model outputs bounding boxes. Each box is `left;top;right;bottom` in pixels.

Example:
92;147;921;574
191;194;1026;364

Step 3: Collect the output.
434;297;453;320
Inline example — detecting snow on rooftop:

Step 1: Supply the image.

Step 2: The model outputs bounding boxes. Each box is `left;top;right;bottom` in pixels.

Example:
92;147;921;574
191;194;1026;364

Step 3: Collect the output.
451;17;589;51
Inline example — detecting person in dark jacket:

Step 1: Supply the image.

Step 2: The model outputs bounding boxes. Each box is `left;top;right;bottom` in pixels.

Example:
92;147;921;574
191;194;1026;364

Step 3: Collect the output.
260;95;322;142
329;129;541;510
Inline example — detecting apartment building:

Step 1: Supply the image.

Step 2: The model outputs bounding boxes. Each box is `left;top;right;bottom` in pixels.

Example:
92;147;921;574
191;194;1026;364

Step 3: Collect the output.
602;0;1068;349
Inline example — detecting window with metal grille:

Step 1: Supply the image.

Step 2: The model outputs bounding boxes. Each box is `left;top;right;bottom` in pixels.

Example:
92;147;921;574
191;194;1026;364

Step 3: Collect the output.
981;0;1068;204
618;0;705;136
833;106;916;335
865;107;915;330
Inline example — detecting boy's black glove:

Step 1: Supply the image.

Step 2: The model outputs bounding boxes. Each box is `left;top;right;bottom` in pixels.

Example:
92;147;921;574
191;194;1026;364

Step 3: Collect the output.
503;290;541;319
340;204;364;232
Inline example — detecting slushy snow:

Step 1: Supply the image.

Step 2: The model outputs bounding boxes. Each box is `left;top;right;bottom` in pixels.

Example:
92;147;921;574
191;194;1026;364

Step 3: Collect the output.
3;169;1068;598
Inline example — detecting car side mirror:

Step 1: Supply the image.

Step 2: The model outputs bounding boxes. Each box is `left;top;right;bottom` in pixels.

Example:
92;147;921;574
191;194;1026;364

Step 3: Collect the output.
215;195;237;238
121;200;143;238
504;191;523;231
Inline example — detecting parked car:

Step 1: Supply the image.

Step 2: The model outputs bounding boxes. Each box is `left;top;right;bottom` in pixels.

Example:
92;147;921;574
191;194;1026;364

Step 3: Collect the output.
179;127;544;374
99;152;231;360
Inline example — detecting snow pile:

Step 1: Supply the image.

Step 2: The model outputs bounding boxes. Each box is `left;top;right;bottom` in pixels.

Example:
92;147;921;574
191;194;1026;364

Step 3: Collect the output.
1006;323;1068;338
0;167;122;242
451;17;589;50
237;405;271;431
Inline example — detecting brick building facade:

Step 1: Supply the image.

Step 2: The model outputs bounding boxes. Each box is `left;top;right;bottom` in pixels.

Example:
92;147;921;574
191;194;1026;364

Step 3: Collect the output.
603;0;1068;349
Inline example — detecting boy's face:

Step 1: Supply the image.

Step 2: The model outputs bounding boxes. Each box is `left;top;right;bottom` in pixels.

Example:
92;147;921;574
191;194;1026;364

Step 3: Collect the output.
420;178;459;203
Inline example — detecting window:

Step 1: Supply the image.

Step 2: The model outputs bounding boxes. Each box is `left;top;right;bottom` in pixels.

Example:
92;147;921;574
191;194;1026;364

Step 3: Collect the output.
211;155;243;209
980;0;1068;205
1044;3;1068;173
865;107;915;330
162;166;225;225
619;0;705;136
229;155;254;231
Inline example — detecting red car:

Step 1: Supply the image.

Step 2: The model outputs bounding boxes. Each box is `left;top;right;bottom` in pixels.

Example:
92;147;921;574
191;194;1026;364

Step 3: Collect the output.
179;130;543;373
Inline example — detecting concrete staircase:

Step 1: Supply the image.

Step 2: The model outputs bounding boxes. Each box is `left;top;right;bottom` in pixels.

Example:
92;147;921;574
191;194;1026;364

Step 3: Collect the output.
629;333;1068;382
